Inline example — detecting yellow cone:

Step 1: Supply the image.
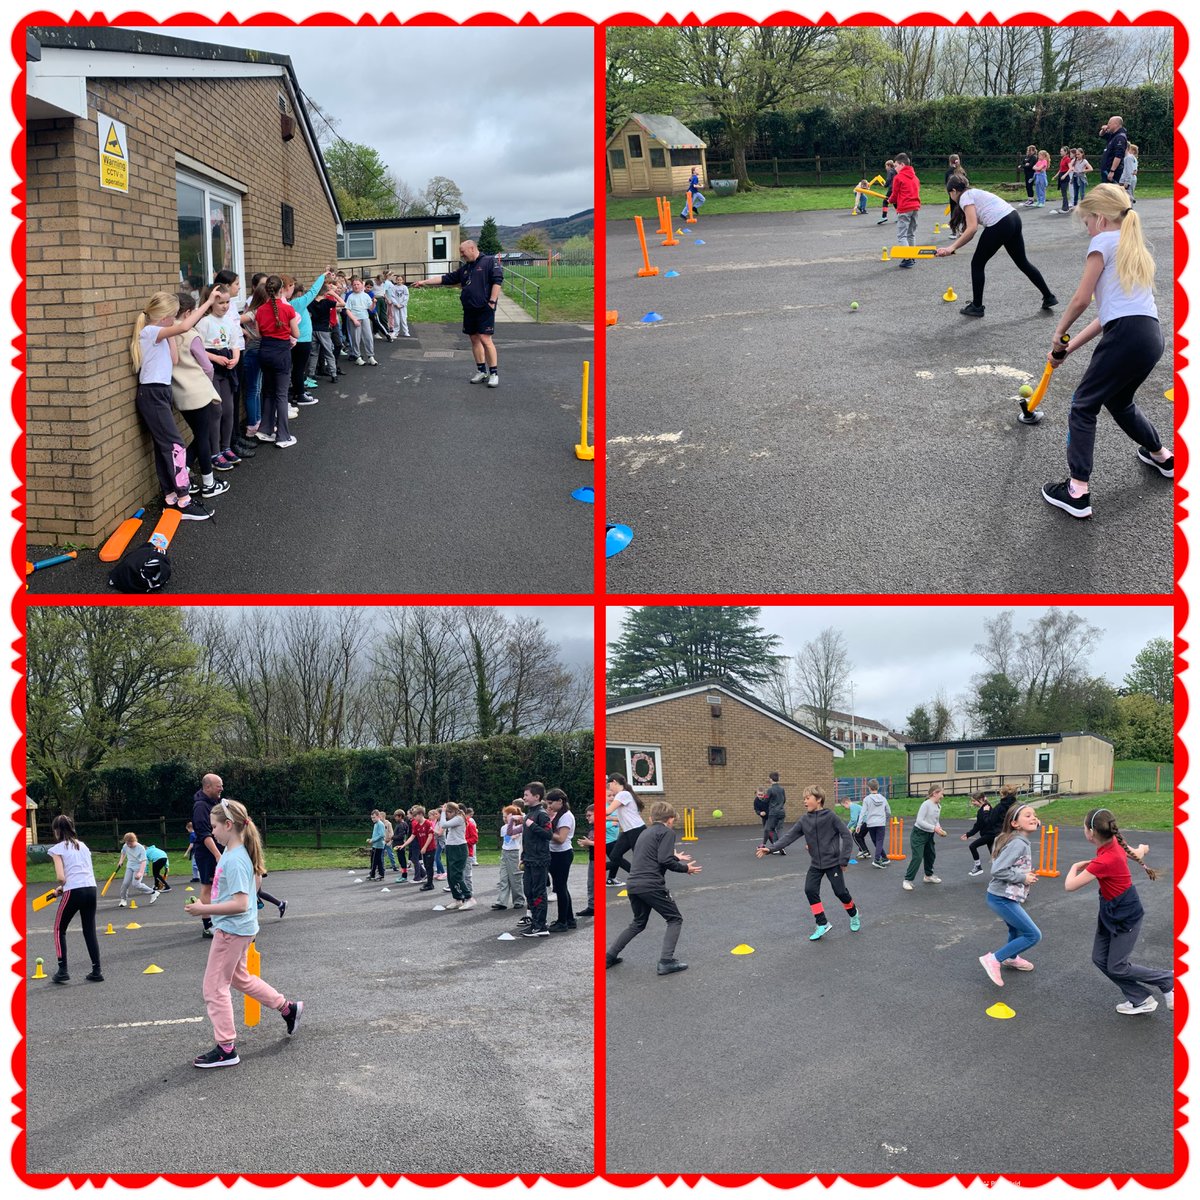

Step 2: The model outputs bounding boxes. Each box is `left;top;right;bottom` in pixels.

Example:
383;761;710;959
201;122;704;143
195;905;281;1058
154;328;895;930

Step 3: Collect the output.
934;223;940;234
1165;388;1174;401
618;889;628;897
987;1002;1016;1019
129;900;137;909
142;964;163;974
31;960;47;979
731;944;756;955
104;923;116;935
943;286;958;302
185;885;194;892
880;247;888;261
125;922;142;930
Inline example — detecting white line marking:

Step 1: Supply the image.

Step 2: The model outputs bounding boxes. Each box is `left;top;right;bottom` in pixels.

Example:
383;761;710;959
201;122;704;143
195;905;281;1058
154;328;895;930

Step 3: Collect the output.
85;1017;206;1031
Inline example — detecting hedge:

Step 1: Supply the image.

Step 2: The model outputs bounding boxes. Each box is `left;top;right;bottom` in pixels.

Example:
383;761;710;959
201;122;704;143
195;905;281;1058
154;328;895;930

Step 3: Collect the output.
27;732;594;822
689;84;1174;164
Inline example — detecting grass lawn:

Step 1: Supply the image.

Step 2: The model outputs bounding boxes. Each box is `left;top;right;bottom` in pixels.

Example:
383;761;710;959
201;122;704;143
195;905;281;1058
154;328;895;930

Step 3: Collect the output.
407;288;469;324
407;277;593;324
869;791;1172;831
605;181;1175;223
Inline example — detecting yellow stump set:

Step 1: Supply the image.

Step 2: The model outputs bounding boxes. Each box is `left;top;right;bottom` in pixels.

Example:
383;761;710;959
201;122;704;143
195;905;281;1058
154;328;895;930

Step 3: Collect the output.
244;940;262;1028
1035;824;1060;878
575;361;594;460
681;807;698;842
888;817;906;860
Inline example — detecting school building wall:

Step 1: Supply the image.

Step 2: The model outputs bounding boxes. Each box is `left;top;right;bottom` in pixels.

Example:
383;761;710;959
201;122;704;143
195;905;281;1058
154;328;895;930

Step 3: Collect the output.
337;224;459;277
26;75;337;544
908;735;1113;795
606;692;836;830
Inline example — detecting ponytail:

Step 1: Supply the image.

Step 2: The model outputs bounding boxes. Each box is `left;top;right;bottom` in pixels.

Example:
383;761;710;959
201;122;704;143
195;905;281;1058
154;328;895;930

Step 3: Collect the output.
1116;207;1155;293
946;173;970;235
1087;807;1158;881
210;798;267;875
264;274;285;331
130;291;179;373
51;813;80;850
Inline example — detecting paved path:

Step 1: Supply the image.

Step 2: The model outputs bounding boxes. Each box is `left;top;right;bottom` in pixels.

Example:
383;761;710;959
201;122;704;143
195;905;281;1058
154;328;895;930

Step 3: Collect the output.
605;820;1175;1175
24;865;594;1175
605;202;1174;595
28;323;594;595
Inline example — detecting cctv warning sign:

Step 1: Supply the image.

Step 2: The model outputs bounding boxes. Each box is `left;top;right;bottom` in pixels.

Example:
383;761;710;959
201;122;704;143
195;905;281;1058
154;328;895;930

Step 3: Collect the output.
97;112;128;193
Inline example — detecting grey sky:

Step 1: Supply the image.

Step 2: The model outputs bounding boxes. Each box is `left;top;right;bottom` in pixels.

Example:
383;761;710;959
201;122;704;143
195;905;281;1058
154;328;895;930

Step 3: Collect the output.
138;25;594;225
607;606;1171;729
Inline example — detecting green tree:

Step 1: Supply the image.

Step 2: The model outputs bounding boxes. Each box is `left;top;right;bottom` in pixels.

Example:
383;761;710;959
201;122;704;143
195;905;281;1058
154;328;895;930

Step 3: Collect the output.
477;216;503;256
560;233;594;263
516;230;549;255
973;672;1022;736
26;607;237;811
323;141;403;219
1124;636;1173;705
1112;693;1173;762
608;607;782;695
906;704;934;742
605;27;696;136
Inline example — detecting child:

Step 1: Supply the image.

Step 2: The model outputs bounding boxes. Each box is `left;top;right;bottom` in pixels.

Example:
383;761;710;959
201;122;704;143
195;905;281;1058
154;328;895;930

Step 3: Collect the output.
343;277;378;366
1064;807;1174;1015
370;275;395;341
1052;145;1073;213
854;180;869;215
520;781;554;936
840;794;868;862
310;280;343;382
606;773;647;884
381;811;399;874
417;807;438;890
944;153;965;187
464;806;479;893
1020;144;1038;204
47;814;103;984
282;272;327;407
392;808;411;881
856;779;892;867
400;805;429;886
547;788;576;932
367;809;387;881
606;800;701;973
1123;142;1139;204
493;802;525;910
438;802;475;910
757;784;860;940
978;803;1042;985
877;159;896;223
1071;148;1093;208
117;832;158;906
196;284;243;468
129;288;221;518
145;843;171;891
1040;184;1172;519
186;820;201;882
432;810;447;880
936;175;1057;317
962;791;995;876
256;871;287;919
250;275;299;449
889;152;922;268
753;787;770;838
169;290;229;503
390;275;410;337
902;785;947;890
1033;148;1050;206
185;798;303;1067
578;803;596;917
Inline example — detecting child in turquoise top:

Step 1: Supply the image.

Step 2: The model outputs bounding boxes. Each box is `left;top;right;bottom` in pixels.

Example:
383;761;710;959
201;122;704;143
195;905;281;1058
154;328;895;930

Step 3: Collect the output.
186;797;302;1068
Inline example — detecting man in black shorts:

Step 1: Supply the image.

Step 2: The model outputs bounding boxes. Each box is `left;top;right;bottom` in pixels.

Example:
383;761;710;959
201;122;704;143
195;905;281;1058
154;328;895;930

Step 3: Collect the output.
1099;115;1129;186
191;773;224;939
411;239;505;389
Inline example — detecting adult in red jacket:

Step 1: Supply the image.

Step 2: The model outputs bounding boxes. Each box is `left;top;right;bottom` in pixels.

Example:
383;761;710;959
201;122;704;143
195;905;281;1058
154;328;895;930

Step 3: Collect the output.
890;153;922;268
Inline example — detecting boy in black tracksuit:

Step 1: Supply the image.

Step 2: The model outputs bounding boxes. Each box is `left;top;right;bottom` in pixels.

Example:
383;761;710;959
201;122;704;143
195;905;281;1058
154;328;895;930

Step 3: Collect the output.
520;781;554;937
606;801;701;975
757;784;860;940
761;772;788;852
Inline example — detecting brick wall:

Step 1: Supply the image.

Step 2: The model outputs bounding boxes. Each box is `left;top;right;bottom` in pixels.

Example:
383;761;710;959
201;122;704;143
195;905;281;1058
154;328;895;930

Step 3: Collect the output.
606;692;837;829
26;74;337;544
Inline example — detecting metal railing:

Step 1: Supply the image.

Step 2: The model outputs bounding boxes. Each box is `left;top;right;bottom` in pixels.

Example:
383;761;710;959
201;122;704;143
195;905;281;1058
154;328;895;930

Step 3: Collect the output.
502;270;541;321
908;773;1067;799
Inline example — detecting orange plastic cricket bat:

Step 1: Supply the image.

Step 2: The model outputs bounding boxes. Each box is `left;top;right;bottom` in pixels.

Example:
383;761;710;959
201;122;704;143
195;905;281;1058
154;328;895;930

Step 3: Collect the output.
32;888;59;912
150;507;182;549
99;507;146;562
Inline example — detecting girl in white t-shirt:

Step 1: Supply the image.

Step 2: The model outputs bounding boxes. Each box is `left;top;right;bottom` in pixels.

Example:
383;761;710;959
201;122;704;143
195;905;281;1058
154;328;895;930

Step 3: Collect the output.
46;814;103;984
605;773;647;885
1041;183;1172;519
129;289;220;517
936;174;1057;318
547;788;577;931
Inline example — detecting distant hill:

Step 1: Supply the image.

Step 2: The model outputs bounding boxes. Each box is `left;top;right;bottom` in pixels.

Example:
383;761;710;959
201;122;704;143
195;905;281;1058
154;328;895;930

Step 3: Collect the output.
464;209;593;248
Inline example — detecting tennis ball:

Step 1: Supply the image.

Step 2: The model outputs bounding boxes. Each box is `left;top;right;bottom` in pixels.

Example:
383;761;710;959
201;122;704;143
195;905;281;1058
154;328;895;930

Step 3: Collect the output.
1019;384;1034;398
850;301;859;310
35;957;43;965
712;809;724;819
186;897;197;905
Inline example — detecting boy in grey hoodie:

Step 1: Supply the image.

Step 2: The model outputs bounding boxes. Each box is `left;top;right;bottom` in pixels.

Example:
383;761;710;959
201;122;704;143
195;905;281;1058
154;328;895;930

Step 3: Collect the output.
857;779;892;867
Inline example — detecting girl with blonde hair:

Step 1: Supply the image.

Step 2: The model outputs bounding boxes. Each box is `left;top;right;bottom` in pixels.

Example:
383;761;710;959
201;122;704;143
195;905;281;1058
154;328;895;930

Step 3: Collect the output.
1041;184;1173;519
129;288;219;517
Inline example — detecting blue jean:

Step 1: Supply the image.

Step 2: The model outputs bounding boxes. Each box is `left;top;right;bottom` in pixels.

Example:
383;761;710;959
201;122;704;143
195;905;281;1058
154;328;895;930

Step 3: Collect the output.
241;344;262;430
434;844;444;874
986;892;1042;961
1034;171;1047;204
1072;175;1088;206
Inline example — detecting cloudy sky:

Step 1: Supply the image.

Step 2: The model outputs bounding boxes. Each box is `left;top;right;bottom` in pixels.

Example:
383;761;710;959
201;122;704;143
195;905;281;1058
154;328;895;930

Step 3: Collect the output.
138;25;594;225
607;605;1171;729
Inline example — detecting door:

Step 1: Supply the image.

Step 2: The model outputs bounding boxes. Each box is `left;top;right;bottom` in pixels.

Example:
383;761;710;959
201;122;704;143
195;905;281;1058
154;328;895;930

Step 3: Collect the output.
1032;750;1053;794
428;232;450;275
627;132;649;191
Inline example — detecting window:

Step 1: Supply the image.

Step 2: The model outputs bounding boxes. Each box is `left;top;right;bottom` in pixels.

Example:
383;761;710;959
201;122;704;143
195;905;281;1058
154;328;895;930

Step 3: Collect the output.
955;748;997;771
605;744;664;792
281;203;295;247
335;229;376;259
610;148;626;170
708;747;726;766
627;134;643;159
431;235;448;260
650;148;666;168
176;170;243;293
910;751;947;774
671;148;702;166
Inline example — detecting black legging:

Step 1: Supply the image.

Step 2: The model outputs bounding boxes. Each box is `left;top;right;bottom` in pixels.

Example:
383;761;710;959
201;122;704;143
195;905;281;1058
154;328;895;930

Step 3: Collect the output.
288;341;310;402
1057;173;1071;211
53;886;100;972
549;849;575;924
971;212;1053;308
607;824;646;882
804;866;856;926
968;836;995;863
179;404;216;475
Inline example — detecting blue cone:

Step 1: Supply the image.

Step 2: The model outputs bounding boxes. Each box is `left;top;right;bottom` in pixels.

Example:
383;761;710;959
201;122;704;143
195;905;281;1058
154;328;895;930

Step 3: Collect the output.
571;486;594;504
694;239;706;245
606;523;634;558
664;269;680;278
640;311;663;323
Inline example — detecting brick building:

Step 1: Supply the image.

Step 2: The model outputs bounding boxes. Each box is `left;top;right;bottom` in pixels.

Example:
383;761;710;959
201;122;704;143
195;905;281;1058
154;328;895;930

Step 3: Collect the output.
606;680;842;830
24;26;342;544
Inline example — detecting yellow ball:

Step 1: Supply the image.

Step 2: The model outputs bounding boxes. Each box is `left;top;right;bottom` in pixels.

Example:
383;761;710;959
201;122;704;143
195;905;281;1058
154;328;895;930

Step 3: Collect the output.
712;809;724;819
850;301;859;311
35;957;43;965
1019;384;1034;398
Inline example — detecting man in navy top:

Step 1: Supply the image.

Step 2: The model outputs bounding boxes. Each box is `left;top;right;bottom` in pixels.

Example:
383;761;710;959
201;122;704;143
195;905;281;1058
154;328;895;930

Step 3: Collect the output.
1099;115;1129;185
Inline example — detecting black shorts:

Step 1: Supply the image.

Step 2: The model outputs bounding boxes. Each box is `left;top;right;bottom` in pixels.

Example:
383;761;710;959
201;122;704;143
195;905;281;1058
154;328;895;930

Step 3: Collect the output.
193;843;218;885
462;304;495;337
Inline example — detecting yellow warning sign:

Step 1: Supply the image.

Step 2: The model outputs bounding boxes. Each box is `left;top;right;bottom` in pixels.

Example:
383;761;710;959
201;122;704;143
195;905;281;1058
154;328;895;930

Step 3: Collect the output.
97;110;128;193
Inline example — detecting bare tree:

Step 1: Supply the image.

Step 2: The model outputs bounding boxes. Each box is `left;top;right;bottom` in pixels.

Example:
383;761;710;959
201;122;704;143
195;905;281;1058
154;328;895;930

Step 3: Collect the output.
794;628;852;739
878;26;940;104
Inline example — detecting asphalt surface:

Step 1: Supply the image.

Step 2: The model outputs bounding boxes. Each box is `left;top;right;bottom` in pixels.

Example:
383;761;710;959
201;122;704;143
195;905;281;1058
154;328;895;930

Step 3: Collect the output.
23;865;594;1175
605;201;1175;595
27;323;595;596
605;819;1176;1175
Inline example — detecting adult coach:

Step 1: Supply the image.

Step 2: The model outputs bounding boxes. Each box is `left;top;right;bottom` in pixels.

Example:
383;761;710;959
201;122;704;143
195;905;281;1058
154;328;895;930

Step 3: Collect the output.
411;239;505;389
191;773;224;939
761;771;788;852
1099;115;1129;186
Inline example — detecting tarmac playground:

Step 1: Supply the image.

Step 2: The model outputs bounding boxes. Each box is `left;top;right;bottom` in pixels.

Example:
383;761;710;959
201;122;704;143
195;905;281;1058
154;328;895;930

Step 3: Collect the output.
605;200;1175;596
604;817;1177;1177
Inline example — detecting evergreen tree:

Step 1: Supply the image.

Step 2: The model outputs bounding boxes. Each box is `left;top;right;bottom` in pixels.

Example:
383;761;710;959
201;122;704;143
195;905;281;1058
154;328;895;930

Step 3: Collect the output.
478;216;503;256
1123;636;1173;704
906;704;934;742
607;606;782;695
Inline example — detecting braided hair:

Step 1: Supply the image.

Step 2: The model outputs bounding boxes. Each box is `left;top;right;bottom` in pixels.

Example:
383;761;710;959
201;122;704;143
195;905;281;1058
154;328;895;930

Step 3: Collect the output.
1087;808;1158;881
264;274;284;331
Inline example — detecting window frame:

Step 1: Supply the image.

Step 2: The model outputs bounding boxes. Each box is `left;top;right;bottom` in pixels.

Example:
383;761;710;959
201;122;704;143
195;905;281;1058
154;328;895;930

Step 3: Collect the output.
176;167;245;293
336;229;377;260
609;148;626;171
605;743;664;793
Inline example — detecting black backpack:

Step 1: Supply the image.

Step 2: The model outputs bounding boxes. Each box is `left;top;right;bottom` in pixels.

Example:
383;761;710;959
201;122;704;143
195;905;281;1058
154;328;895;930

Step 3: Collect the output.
107;541;172;593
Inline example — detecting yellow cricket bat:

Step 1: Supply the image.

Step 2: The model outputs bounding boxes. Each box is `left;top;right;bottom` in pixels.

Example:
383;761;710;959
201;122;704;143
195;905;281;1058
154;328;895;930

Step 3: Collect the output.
1024;335;1072;415
32;888;59;912
854;187;888;200
889;245;939;258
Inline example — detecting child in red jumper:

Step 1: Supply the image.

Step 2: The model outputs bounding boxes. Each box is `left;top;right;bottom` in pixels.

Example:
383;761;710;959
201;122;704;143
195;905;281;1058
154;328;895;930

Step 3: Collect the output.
890;152;922;267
